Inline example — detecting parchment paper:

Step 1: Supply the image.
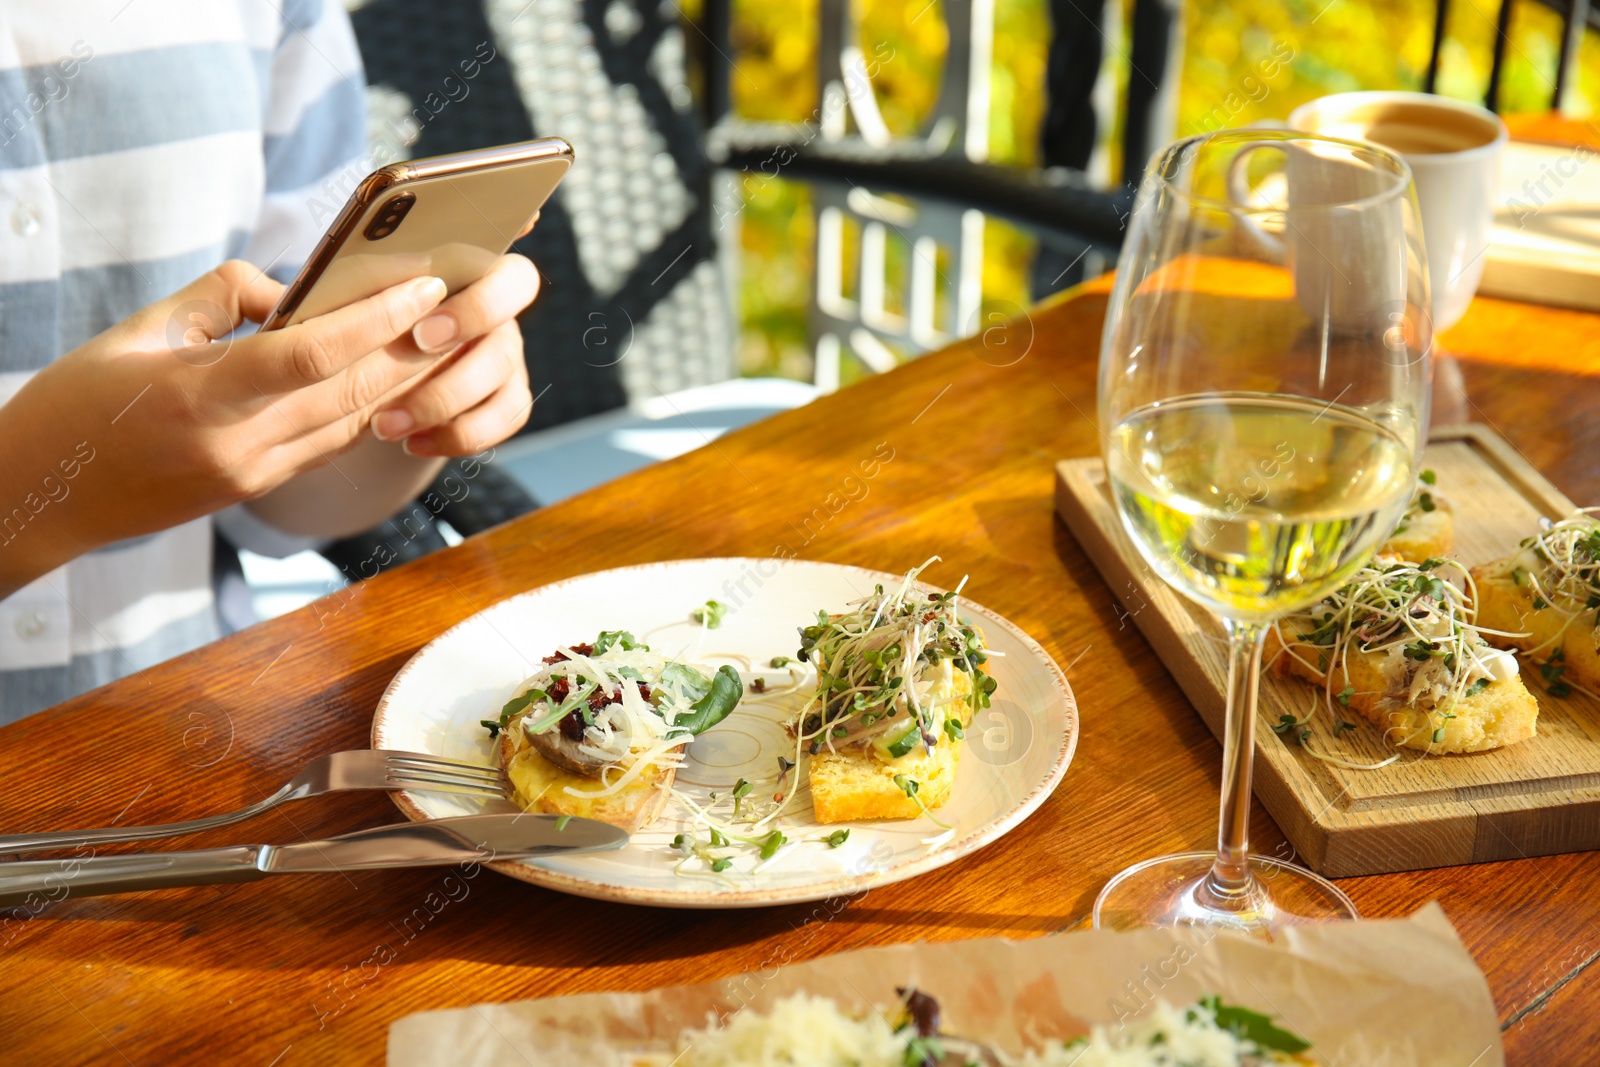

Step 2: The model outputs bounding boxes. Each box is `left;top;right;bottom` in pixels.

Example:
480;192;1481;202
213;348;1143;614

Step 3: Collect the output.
387;903;1501;1066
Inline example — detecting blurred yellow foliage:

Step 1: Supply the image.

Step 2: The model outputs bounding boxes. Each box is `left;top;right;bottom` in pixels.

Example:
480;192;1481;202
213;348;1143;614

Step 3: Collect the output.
720;0;1600;381
726;0;1049;164
1179;0;1599;135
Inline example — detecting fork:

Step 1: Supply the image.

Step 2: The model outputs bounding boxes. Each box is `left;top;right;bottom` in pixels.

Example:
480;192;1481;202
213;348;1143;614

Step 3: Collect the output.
0;750;510;858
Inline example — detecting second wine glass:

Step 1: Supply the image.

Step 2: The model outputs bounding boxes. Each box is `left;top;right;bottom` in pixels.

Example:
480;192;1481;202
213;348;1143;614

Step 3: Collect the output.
1094;130;1432;935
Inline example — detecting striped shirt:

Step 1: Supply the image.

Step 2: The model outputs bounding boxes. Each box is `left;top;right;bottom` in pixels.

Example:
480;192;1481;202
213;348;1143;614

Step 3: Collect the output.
0;0;368;723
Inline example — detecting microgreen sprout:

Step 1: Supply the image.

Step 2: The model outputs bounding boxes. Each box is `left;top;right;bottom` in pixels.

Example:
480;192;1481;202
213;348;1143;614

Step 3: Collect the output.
665;783;800;875
1431;710;1457;744
758;830;787;860
892;774;952;830
1482;510;1600;662
1391;470;1441;535
1542;648;1571;697
668;823;771;877
692;600;729;629
826;829;850;848
789;558;995;763
1272;712;1312;745
1270;557;1525;754
669;830;736;877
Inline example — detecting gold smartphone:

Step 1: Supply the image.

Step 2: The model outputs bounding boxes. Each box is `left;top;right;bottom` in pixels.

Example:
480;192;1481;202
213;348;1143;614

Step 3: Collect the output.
260;137;574;332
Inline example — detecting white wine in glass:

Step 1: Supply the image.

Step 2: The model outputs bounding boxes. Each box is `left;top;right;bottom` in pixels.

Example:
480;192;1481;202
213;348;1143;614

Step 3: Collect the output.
1095;130;1431;934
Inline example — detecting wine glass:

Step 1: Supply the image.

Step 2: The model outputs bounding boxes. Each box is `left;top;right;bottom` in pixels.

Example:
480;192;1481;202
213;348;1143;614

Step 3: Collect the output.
1094;130;1431;934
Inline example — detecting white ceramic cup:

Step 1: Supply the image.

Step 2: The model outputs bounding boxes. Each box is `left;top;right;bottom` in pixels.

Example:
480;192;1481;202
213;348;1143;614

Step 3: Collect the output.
1223;136;1414;335
1288;91;1508;332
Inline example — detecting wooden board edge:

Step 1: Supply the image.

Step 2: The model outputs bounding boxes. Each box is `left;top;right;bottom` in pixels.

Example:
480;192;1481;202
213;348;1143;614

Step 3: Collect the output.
1430;422;1579;516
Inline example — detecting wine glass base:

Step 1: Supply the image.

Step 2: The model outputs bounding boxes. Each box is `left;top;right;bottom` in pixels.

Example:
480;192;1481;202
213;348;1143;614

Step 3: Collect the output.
1092;850;1357;938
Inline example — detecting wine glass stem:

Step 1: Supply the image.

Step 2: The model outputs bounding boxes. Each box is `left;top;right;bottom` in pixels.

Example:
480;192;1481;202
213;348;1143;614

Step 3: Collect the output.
1207;617;1269;905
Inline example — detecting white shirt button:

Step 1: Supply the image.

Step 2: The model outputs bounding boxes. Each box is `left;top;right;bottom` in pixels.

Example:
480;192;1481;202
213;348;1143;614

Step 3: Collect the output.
14;609;47;639
11;202;41;237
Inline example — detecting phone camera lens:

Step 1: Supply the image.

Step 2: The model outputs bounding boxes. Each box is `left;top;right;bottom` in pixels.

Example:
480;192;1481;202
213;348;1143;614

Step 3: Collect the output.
365;193;415;241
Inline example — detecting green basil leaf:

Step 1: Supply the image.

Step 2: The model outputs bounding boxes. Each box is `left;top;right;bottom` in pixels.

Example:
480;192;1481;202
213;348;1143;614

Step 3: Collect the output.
658;662;713;706
1204;997;1312;1055
499;688;548;728
672;665;744;734
593;630;643;655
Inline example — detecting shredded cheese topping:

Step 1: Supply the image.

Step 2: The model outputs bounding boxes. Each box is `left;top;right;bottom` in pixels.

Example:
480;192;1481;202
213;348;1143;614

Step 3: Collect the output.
653;993;1312;1066
505;639;722;798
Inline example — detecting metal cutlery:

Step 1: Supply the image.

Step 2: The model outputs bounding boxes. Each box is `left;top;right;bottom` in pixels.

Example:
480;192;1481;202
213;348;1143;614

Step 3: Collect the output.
0;750;509;858
0;813;626;907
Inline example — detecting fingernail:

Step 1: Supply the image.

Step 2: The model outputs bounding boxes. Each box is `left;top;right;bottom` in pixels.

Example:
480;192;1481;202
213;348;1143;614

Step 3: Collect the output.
403;435;439;457
413;312;457;352
410;275;447;304
373;409;414;441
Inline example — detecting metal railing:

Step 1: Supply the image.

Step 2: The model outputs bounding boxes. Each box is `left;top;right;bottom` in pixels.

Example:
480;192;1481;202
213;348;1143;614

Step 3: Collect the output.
1427;0;1598;112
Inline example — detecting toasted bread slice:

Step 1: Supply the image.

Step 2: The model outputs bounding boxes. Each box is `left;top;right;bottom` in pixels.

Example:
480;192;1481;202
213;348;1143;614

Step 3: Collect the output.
498;717;676;833
1471;567;1600;692
810;729;963;824
807;668;974;824
1381;502;1453;561
1265;627;1538;753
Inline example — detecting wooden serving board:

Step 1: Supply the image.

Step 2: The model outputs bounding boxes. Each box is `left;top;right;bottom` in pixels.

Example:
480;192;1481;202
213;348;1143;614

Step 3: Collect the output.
1055;423;1600;878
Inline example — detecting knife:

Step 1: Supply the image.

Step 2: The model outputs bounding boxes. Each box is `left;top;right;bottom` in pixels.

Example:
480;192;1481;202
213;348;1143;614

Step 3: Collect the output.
0;813;627;908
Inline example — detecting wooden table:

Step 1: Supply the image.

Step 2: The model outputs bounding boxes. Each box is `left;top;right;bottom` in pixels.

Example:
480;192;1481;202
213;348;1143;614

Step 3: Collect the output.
4;276;1599;1065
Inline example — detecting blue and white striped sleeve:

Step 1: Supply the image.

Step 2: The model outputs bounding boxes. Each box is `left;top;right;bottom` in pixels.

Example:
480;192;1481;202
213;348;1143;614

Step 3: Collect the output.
222;0;371;561
244;0;370;283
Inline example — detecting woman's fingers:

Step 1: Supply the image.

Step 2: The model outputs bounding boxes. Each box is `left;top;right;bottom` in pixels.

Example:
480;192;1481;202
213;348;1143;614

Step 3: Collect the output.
401;373;535;457
127;259;286;353
372;321;524;440
244;275;447;397
405;254;540;355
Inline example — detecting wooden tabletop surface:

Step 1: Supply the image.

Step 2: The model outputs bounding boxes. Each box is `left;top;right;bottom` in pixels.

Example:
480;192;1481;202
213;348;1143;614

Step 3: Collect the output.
6;247;1600;1064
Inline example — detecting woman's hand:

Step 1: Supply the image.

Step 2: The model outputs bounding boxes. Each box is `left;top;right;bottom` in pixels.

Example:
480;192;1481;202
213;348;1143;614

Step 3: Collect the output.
240;252;543;540
368;253;540;457
0;260;452;594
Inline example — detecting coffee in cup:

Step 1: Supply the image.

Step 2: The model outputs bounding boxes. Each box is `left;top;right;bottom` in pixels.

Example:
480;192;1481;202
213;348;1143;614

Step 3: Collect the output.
1288;91;1508;331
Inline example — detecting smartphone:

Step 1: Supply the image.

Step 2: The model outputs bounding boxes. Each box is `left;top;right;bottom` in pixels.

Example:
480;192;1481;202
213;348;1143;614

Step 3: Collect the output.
260;137;573;332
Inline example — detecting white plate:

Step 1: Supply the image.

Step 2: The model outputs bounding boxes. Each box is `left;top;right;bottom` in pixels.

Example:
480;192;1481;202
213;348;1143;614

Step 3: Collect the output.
371;558;1078;907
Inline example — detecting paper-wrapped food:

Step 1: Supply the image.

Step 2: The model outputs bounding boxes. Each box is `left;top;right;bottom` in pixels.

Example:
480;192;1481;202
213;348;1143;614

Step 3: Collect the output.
387;903;1500;1067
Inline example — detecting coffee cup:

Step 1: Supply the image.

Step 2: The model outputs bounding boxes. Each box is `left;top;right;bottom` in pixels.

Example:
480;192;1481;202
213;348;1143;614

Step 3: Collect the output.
1222;135;1417;336
1288;91;1507;332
